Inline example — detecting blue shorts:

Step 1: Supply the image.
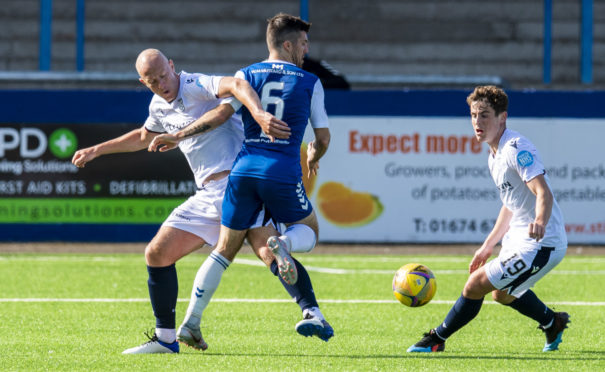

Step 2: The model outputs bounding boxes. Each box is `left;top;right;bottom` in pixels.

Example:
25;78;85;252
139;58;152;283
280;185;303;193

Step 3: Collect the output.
221;175;313;230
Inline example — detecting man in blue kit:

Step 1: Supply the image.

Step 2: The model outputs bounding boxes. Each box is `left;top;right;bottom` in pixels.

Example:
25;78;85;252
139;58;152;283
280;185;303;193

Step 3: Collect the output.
149;13;333;346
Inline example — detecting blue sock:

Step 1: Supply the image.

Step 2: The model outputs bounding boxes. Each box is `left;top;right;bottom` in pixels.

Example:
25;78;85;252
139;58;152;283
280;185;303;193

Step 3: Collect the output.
147;264;178;329
271;257;318;311
435;294;483;340
506;290;554;326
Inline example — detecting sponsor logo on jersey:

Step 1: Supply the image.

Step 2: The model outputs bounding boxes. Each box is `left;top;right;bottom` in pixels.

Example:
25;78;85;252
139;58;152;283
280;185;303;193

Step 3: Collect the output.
272;64;284;70
173;212;191;221
517;150;534;167
185;78;195;84
162;118;195;132
497;180;513;192
531;266;541;274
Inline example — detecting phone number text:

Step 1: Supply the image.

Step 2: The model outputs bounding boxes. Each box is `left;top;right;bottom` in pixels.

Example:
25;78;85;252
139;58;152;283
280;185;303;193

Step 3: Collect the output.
413;218;496;234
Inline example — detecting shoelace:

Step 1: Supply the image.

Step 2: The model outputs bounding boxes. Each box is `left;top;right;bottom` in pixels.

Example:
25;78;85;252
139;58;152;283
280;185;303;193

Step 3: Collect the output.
143;329;159;343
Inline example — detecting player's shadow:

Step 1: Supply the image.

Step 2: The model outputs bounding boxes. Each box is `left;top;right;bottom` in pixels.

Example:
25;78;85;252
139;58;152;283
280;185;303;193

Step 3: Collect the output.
183;351;605;362
398;351;605;361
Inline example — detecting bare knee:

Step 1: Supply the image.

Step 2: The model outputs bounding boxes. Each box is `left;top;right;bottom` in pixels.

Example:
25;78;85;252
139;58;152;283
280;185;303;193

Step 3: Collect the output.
492;290;516;305
145;242;166;266
246;225;278;266
462;281;484;299
254;246;274;267
213;248;237;262
462;269;495;300
214;245;240;262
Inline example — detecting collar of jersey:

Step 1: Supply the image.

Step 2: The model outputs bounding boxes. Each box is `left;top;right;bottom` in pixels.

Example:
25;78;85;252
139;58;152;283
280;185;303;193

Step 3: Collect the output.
263;59;296;66
491;128;512;157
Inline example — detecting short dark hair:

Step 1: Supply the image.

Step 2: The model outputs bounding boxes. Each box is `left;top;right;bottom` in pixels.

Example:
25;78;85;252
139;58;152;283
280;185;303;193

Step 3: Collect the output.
266;13;311;50
466;85;509;115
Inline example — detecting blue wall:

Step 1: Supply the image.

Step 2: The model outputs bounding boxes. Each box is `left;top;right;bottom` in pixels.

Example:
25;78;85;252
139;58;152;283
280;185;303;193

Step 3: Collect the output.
2;89;605;124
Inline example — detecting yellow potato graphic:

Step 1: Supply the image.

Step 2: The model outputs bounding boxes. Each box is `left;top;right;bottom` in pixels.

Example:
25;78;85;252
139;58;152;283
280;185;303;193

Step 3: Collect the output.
317;182;383;227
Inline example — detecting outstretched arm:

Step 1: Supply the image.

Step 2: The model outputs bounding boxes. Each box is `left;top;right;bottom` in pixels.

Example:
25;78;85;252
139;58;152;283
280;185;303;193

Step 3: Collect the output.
306;127;330;177
149;76;292;152
148;104;235;152
72;127;153;168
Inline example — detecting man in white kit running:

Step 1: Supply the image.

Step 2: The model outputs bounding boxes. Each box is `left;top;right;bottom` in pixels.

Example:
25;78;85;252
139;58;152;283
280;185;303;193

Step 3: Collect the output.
72;48;291;354
407;85;569;353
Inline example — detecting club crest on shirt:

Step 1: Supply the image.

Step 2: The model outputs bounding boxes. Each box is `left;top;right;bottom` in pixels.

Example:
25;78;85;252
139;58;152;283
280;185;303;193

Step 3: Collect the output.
516;150;534;167
176;98;185;111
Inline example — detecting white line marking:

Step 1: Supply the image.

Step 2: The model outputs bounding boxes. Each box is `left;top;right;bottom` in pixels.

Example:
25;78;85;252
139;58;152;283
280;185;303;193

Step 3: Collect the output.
0;298;603;306
232;259;605;275
1;256;602;275
2;254;600;275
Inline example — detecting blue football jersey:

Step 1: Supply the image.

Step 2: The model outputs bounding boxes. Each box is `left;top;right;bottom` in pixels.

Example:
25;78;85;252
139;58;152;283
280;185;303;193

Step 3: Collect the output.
230;60;326;183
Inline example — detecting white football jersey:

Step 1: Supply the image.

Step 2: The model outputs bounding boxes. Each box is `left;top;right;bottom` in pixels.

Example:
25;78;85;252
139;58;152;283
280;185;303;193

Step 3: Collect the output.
144;72;244;188
488;128;567;248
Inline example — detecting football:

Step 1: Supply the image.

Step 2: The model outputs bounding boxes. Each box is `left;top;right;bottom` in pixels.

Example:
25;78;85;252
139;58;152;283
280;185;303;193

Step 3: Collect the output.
392;263;437;307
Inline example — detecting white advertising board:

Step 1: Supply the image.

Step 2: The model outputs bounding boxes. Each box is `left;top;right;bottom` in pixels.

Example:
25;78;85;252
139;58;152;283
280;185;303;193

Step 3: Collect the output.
305;117;605;244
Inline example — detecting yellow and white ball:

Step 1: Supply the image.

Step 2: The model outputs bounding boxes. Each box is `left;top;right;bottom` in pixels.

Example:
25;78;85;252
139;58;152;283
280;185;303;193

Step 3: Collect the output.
392;263;437;307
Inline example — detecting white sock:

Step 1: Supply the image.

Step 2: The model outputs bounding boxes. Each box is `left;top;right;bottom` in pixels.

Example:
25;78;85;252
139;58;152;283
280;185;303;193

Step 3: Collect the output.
283;224;316;253
155;328;176;343
182;251;231;328
303;306;324;321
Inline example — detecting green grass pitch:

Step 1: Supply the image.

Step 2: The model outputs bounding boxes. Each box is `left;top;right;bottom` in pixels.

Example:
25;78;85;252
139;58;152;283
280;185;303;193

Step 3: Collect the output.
1;251;604;371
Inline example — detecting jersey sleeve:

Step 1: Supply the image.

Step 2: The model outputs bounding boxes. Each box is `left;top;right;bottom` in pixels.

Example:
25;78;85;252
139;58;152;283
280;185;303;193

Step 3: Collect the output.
221;70;245;112
509;137;545;182
309;79;329;128
188;73;223;100
143;107;165;133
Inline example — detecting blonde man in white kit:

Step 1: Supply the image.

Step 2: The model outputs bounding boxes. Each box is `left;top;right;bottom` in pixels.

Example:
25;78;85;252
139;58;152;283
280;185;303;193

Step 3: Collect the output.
72;48;292;354
408;85;569;353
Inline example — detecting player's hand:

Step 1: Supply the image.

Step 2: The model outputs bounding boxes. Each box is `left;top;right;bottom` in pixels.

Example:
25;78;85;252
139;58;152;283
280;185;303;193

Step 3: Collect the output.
253;111;290;142
308;160;319;177
306;141;320;177
71;147;97;168
528;221;545;241
469;245;493;274
148;134;180;152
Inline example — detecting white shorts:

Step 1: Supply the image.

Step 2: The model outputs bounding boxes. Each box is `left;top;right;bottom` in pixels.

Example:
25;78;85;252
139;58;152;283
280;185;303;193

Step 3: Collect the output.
485;235;566;297
162;177;268;246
